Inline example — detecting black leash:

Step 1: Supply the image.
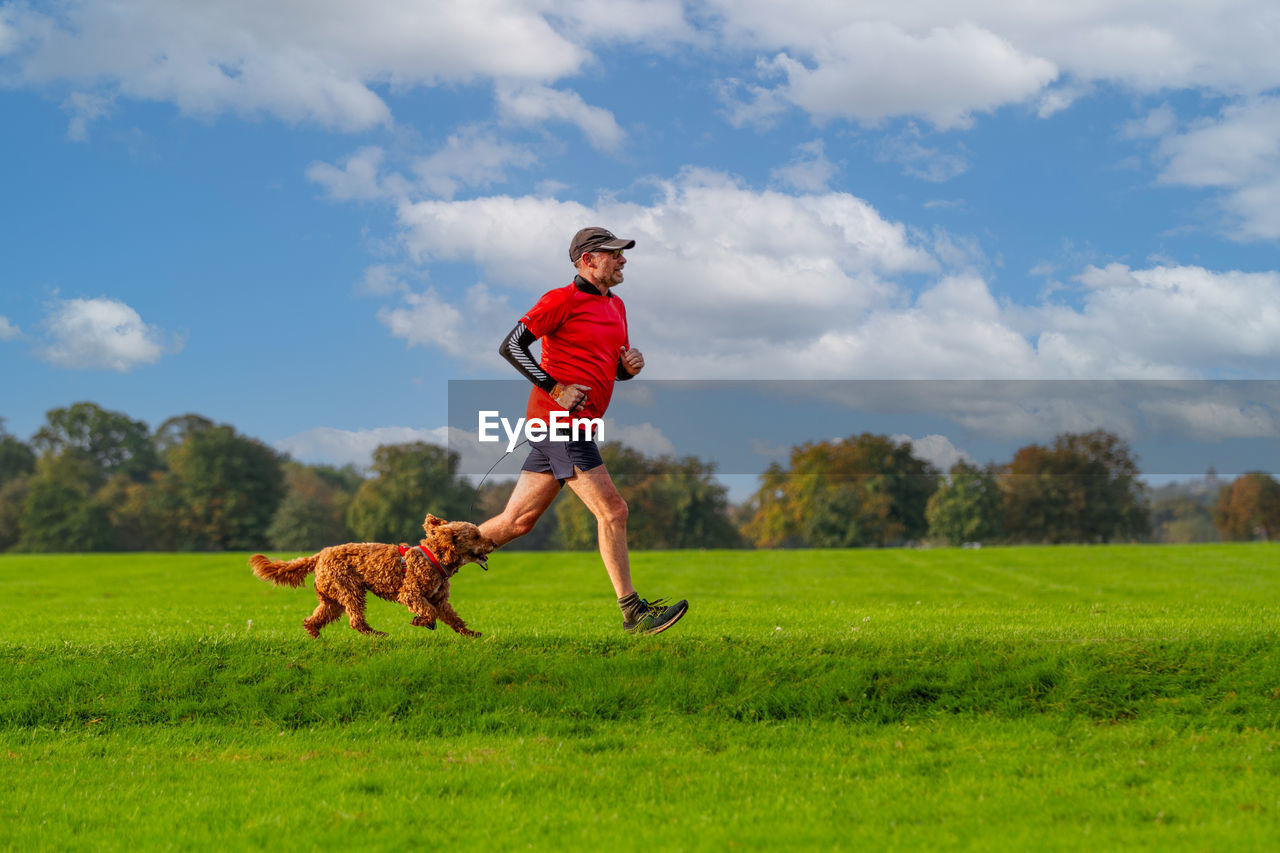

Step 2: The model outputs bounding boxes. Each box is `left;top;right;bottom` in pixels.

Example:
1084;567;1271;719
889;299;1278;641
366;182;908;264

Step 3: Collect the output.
468;439;529;518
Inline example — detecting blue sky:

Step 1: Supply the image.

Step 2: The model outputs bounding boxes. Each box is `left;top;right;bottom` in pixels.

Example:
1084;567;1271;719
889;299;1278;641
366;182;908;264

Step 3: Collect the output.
3;1;1279;480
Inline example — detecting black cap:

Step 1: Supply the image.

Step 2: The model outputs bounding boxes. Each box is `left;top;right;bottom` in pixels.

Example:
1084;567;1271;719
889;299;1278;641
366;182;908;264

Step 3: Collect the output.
569;227;636;263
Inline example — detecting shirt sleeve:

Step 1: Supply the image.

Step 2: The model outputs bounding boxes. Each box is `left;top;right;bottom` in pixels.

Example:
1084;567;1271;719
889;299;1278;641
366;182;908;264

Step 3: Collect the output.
498;322;557;393
520;286;574;339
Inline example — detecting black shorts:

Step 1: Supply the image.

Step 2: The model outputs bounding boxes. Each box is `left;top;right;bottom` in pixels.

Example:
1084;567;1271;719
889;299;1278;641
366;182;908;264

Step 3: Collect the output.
521;437;605;482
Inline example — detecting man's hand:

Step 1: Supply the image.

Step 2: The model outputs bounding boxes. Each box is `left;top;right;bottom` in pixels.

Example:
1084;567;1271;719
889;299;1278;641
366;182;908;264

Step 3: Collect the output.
620;346;645;376
551;382;591;412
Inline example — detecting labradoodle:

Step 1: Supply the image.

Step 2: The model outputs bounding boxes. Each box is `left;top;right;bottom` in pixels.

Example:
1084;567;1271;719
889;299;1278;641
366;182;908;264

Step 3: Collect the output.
250;514;496;638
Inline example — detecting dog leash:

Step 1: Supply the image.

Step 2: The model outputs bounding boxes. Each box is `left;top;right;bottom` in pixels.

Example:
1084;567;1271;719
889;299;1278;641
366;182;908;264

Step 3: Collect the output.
467;439;529;517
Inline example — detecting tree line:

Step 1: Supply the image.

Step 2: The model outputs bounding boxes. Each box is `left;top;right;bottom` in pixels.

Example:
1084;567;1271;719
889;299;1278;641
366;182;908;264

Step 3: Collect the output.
1;403;1277;552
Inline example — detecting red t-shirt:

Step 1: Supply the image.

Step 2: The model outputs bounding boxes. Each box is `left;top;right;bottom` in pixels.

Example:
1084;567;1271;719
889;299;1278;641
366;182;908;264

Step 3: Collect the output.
520;281;629;427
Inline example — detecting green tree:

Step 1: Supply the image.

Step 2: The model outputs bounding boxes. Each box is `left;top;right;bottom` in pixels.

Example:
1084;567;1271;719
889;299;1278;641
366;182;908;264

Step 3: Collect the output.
1213;472;1280;541
164;423;285;549
999;430;1149;544
95;471;185;551
16;454;115;552
32;402;159;486
267;463;359;550
346;443;476;543
552;445;742;550
0;418;36;485
744;433;938;548
926;461;1003;546
155;413;216;454
0;478;29;551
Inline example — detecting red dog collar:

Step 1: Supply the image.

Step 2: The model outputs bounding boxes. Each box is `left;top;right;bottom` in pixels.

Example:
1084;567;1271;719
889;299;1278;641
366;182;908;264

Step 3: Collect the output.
397;544;450;578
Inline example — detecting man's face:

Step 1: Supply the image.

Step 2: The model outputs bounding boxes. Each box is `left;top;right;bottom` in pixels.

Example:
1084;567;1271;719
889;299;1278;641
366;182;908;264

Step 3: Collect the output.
587;249;626;287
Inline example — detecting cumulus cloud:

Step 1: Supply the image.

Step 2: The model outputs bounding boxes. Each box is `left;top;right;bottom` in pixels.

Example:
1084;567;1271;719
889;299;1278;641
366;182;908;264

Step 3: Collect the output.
364;169;1280;381
751;21;1058;129
308;131;538;204
412;128;538;199
0;316;20;340
602;420;677;457
770;140;837;191
495;84;625;151
1032;263;1280;376
707;1;1280;127
306;146;396;202
383;169;943;371
892;433;970;472
377;282;517;362
61;91;113;141
1120;103;1177;140
1151;97;1280;240
877;124;968;182
36;296;179;371
274;425;451;469
3;0;591;130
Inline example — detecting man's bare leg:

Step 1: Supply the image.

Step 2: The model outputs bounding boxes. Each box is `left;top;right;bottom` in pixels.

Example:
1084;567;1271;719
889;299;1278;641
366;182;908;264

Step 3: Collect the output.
479;469;562;547
564;464;634;598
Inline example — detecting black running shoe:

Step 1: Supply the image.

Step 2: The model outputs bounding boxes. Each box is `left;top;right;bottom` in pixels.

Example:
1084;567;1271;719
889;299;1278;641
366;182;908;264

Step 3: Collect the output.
622;597;689;635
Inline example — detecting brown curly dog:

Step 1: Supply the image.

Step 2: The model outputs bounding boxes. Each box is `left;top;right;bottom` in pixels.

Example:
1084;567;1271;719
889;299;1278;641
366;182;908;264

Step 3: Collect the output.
250;514;496;638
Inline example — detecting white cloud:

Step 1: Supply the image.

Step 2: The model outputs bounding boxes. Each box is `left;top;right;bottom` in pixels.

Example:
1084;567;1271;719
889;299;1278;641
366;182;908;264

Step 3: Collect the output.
1120;103;1177;139
707;2;1280;128
1036;81;1091;118
0;316;20;340
548;0;699;47
372;170;1280;381
1034;263;1280;375
37;296;179;371
306;146;396;202
770;140;837;192
308;131;537;204
412;128;538;199
891;433;970;472
355;264;409;297
274;425;450;469
495;84;624;151
378;282;516;360
61;91;113;141
602;420;677;457
4;0;589;130
1153;97;1280;240
384;169;941;372
732;20;1058;129
0;8;18;56
877;124;968;182
1137;398;1280;442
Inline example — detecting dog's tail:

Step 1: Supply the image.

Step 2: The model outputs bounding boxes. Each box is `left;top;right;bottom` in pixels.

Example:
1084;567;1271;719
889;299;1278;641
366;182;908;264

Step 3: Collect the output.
249;553;319;588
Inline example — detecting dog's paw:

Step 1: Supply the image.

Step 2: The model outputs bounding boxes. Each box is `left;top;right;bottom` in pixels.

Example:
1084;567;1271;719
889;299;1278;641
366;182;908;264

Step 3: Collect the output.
461;628;482;638
411;616;437;630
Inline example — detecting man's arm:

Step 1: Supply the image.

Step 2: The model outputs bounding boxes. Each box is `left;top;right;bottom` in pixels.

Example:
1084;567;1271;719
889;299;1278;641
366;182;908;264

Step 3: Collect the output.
498;322;556;393
617;345;644;380
498;322;590;410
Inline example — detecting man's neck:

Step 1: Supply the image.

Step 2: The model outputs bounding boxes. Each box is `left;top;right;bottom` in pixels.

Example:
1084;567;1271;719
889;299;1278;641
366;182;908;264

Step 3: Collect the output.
574;273;610;296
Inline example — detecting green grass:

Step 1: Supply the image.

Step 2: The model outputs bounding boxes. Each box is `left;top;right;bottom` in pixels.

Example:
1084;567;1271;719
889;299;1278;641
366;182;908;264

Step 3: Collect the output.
2;545;1279;850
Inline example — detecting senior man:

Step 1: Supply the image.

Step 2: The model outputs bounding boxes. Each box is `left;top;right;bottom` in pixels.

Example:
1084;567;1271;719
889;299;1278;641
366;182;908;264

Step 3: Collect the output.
479;227;688;635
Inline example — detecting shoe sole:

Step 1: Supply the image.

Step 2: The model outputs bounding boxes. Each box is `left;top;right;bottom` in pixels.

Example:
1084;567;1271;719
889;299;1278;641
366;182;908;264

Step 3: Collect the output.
642;600;688;635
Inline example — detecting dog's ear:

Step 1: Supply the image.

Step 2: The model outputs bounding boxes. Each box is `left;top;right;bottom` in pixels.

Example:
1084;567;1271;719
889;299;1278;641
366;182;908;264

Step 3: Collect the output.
423;514;445;533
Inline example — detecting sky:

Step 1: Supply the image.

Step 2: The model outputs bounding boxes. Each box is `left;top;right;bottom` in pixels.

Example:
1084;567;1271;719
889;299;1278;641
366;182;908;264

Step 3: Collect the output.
2;1;1279;485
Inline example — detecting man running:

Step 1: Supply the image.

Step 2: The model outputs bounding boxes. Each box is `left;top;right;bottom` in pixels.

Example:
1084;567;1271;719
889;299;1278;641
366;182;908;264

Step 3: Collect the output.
479;227;688;635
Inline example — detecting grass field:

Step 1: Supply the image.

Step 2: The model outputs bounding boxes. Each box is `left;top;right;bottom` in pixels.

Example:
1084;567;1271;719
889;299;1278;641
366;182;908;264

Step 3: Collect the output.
2;544;1278;850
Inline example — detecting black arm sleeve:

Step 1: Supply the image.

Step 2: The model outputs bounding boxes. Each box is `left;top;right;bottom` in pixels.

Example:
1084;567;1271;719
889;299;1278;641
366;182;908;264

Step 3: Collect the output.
617;359;634;381
499;322;557;393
